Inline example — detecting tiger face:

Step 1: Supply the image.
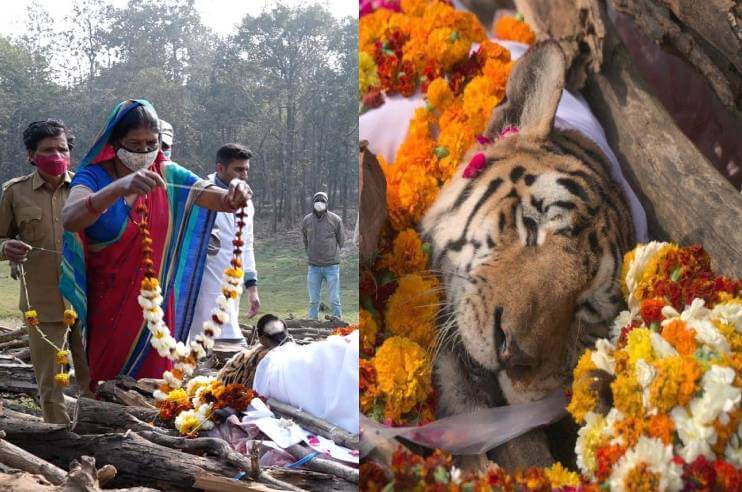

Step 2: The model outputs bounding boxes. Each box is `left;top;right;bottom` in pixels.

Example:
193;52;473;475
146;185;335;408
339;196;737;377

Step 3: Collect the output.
421;41;634;406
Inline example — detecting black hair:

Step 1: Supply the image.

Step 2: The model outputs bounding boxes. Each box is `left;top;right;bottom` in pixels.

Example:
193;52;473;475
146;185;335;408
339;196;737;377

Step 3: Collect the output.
108;105;160;146
216;143;253;166
23;119;75;151
256;314;288;346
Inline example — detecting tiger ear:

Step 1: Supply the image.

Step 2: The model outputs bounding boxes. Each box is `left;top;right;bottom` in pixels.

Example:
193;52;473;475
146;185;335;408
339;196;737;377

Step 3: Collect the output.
485;40;566;141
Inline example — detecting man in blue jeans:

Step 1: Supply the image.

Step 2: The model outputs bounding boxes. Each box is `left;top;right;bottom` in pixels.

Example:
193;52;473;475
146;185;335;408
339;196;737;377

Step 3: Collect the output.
301;192;344;320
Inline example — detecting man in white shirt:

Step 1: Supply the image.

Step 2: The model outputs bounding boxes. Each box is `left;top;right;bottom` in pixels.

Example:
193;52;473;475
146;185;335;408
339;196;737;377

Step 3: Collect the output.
188;143;260;344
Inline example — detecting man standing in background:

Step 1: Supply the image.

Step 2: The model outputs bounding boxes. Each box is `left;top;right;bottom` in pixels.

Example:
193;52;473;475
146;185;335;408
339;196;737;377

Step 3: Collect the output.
0;120;93;423
189;143;260;345
160;120;174;159
302;192;344;320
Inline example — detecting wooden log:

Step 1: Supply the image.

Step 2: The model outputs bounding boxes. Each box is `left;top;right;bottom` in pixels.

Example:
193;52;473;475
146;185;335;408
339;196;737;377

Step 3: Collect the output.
0;431;66;484
584;5;742;276
513;0;742;277
138;431;303;491
96;380;156;409
284;444;358;484
0;327;26;344
0;363;36;394
0;336;28;351
359;141;387;264
0;414;241;491
610;0;741;112
267;399;358;450
69;397;159;435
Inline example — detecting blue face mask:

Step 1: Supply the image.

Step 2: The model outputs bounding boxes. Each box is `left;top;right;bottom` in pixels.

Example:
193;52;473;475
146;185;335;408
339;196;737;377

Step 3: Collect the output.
163;150;172;159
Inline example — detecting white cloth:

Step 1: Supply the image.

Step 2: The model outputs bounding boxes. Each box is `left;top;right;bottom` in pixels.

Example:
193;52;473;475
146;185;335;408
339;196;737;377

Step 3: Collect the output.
359;40;648;242
188;173;257;342
253;330;360;434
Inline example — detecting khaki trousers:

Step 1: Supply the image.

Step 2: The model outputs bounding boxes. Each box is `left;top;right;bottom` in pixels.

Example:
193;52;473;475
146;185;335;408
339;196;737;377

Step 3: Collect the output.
27;321;93;424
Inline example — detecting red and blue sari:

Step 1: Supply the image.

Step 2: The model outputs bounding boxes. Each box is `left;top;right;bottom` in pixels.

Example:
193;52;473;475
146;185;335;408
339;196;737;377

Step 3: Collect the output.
59;100;215;388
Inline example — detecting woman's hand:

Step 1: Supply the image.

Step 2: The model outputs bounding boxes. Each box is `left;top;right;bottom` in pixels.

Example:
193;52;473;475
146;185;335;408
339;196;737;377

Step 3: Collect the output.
222;179;252;212
117;169;166;197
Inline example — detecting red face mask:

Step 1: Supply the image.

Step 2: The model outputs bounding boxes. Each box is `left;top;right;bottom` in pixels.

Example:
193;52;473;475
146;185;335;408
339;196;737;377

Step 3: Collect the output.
34;154;69;176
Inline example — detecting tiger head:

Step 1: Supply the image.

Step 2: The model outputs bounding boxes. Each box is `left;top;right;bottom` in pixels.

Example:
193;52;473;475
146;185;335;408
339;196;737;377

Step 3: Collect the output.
421;41;634;403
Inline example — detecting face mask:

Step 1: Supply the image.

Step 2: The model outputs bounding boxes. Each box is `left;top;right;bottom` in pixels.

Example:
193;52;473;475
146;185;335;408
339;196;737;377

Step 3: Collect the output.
314;201;327;212
117;146;159;171
163;150;172;159
33;154;69;176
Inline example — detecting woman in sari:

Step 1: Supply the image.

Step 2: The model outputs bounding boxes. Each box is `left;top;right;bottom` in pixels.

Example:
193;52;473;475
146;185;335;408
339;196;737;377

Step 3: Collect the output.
60;100;249;390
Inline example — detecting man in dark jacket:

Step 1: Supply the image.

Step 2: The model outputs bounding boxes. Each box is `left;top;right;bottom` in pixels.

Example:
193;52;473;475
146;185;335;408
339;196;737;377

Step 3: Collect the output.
301;192;344;320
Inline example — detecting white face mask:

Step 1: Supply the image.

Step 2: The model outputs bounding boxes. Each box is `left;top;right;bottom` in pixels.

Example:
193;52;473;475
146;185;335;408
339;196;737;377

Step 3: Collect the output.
117;147;159;171
314;201;327;212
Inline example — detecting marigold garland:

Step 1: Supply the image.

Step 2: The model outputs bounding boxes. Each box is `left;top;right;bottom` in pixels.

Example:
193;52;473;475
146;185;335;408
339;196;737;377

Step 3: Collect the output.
23;307;78;387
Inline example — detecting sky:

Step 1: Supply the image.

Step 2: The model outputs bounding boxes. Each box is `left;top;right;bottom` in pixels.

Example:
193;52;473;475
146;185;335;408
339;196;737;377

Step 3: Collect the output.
0;0;357;37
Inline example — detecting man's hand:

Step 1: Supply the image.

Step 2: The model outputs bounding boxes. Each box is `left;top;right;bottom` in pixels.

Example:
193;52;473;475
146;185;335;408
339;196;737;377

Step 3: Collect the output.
223;179;252;212
3;240;31;263
246;286;261;318
117;169;165;196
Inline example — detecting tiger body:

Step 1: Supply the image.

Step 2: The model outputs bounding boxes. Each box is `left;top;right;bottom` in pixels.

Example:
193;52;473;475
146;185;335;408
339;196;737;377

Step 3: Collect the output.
420;41;636;468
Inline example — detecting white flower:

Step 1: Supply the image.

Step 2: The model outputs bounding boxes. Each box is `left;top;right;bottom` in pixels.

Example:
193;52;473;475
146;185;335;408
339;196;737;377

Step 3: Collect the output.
609;436;682;492
210;308;228;325
670;406;716;462
635;359;656;410
625;242;667;313
138;295;154;310
591;339;616;375
202;336;215;350
190;341;207;359
611;310;633;342
216;294;230;311
163;370;182;389
650;332;678;359
174;341;189;358
665;299;730;354
606;408;626;446
711;301;742;333
691;365;741;425
450;467;462;484
576;411;607;477
153;390;167;401
202;320;219;335
185;376;215;395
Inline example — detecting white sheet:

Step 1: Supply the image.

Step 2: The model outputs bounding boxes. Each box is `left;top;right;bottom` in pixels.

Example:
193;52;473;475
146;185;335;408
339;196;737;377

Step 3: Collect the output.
359;40;648;242
253;331;360;434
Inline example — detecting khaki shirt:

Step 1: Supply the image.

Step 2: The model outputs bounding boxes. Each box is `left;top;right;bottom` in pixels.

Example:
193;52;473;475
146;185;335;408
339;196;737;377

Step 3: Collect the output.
0;170;73;322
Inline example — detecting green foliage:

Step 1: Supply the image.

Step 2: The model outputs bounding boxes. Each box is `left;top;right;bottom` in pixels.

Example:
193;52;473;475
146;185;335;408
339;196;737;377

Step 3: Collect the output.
0;0;357;230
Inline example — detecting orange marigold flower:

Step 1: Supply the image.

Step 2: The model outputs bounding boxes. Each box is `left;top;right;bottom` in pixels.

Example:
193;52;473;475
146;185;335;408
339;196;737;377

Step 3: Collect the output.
372;336;432;421
661;319;697;356
640;297;666;326
425;77;454;111
494;15;536;45
360;358;380;413
383;228;428;277
646;414;674;445
385;274;439;349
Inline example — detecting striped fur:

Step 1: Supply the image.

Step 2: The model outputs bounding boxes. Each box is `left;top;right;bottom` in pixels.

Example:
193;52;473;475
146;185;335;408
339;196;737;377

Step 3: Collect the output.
420;42;635;422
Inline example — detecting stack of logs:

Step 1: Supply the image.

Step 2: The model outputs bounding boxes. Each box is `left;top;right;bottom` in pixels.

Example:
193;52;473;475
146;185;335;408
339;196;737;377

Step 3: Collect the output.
0;321;358;491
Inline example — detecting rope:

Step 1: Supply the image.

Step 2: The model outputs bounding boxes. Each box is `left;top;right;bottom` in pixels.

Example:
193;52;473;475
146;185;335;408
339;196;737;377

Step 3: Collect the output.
285;451;319;469
17;263;69;353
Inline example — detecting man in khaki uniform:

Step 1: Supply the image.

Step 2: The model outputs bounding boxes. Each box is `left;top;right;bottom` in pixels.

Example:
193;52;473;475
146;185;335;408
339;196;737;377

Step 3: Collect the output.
0;119;93;424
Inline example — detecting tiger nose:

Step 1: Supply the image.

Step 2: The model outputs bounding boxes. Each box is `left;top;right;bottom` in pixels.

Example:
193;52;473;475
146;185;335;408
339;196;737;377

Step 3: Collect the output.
494;307;536;370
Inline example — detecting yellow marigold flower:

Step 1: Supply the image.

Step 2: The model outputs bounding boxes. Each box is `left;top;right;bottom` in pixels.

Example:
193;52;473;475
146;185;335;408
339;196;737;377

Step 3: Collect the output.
175;411;202;436
55;350;69;366
611;372;644;418
615;417;643;449
63;309;77;326
225;267;243;279
360;309;379;356
623;464;661;492
649;356;701;412
359;9;393;52
385;274;439;349
141;277;159;291
383;228;428;277
54;372;70;386
625;328;654;366
400;0;429;16
620;249;637;297
387;166;439;231
545;462;580;488
716;320;742;353
575;412;607;476
426;78;453;111
427;27;470;71
567;351;599;423
359;51;379;97
166;388;190;406
373;336;432;421
494;16;536;45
